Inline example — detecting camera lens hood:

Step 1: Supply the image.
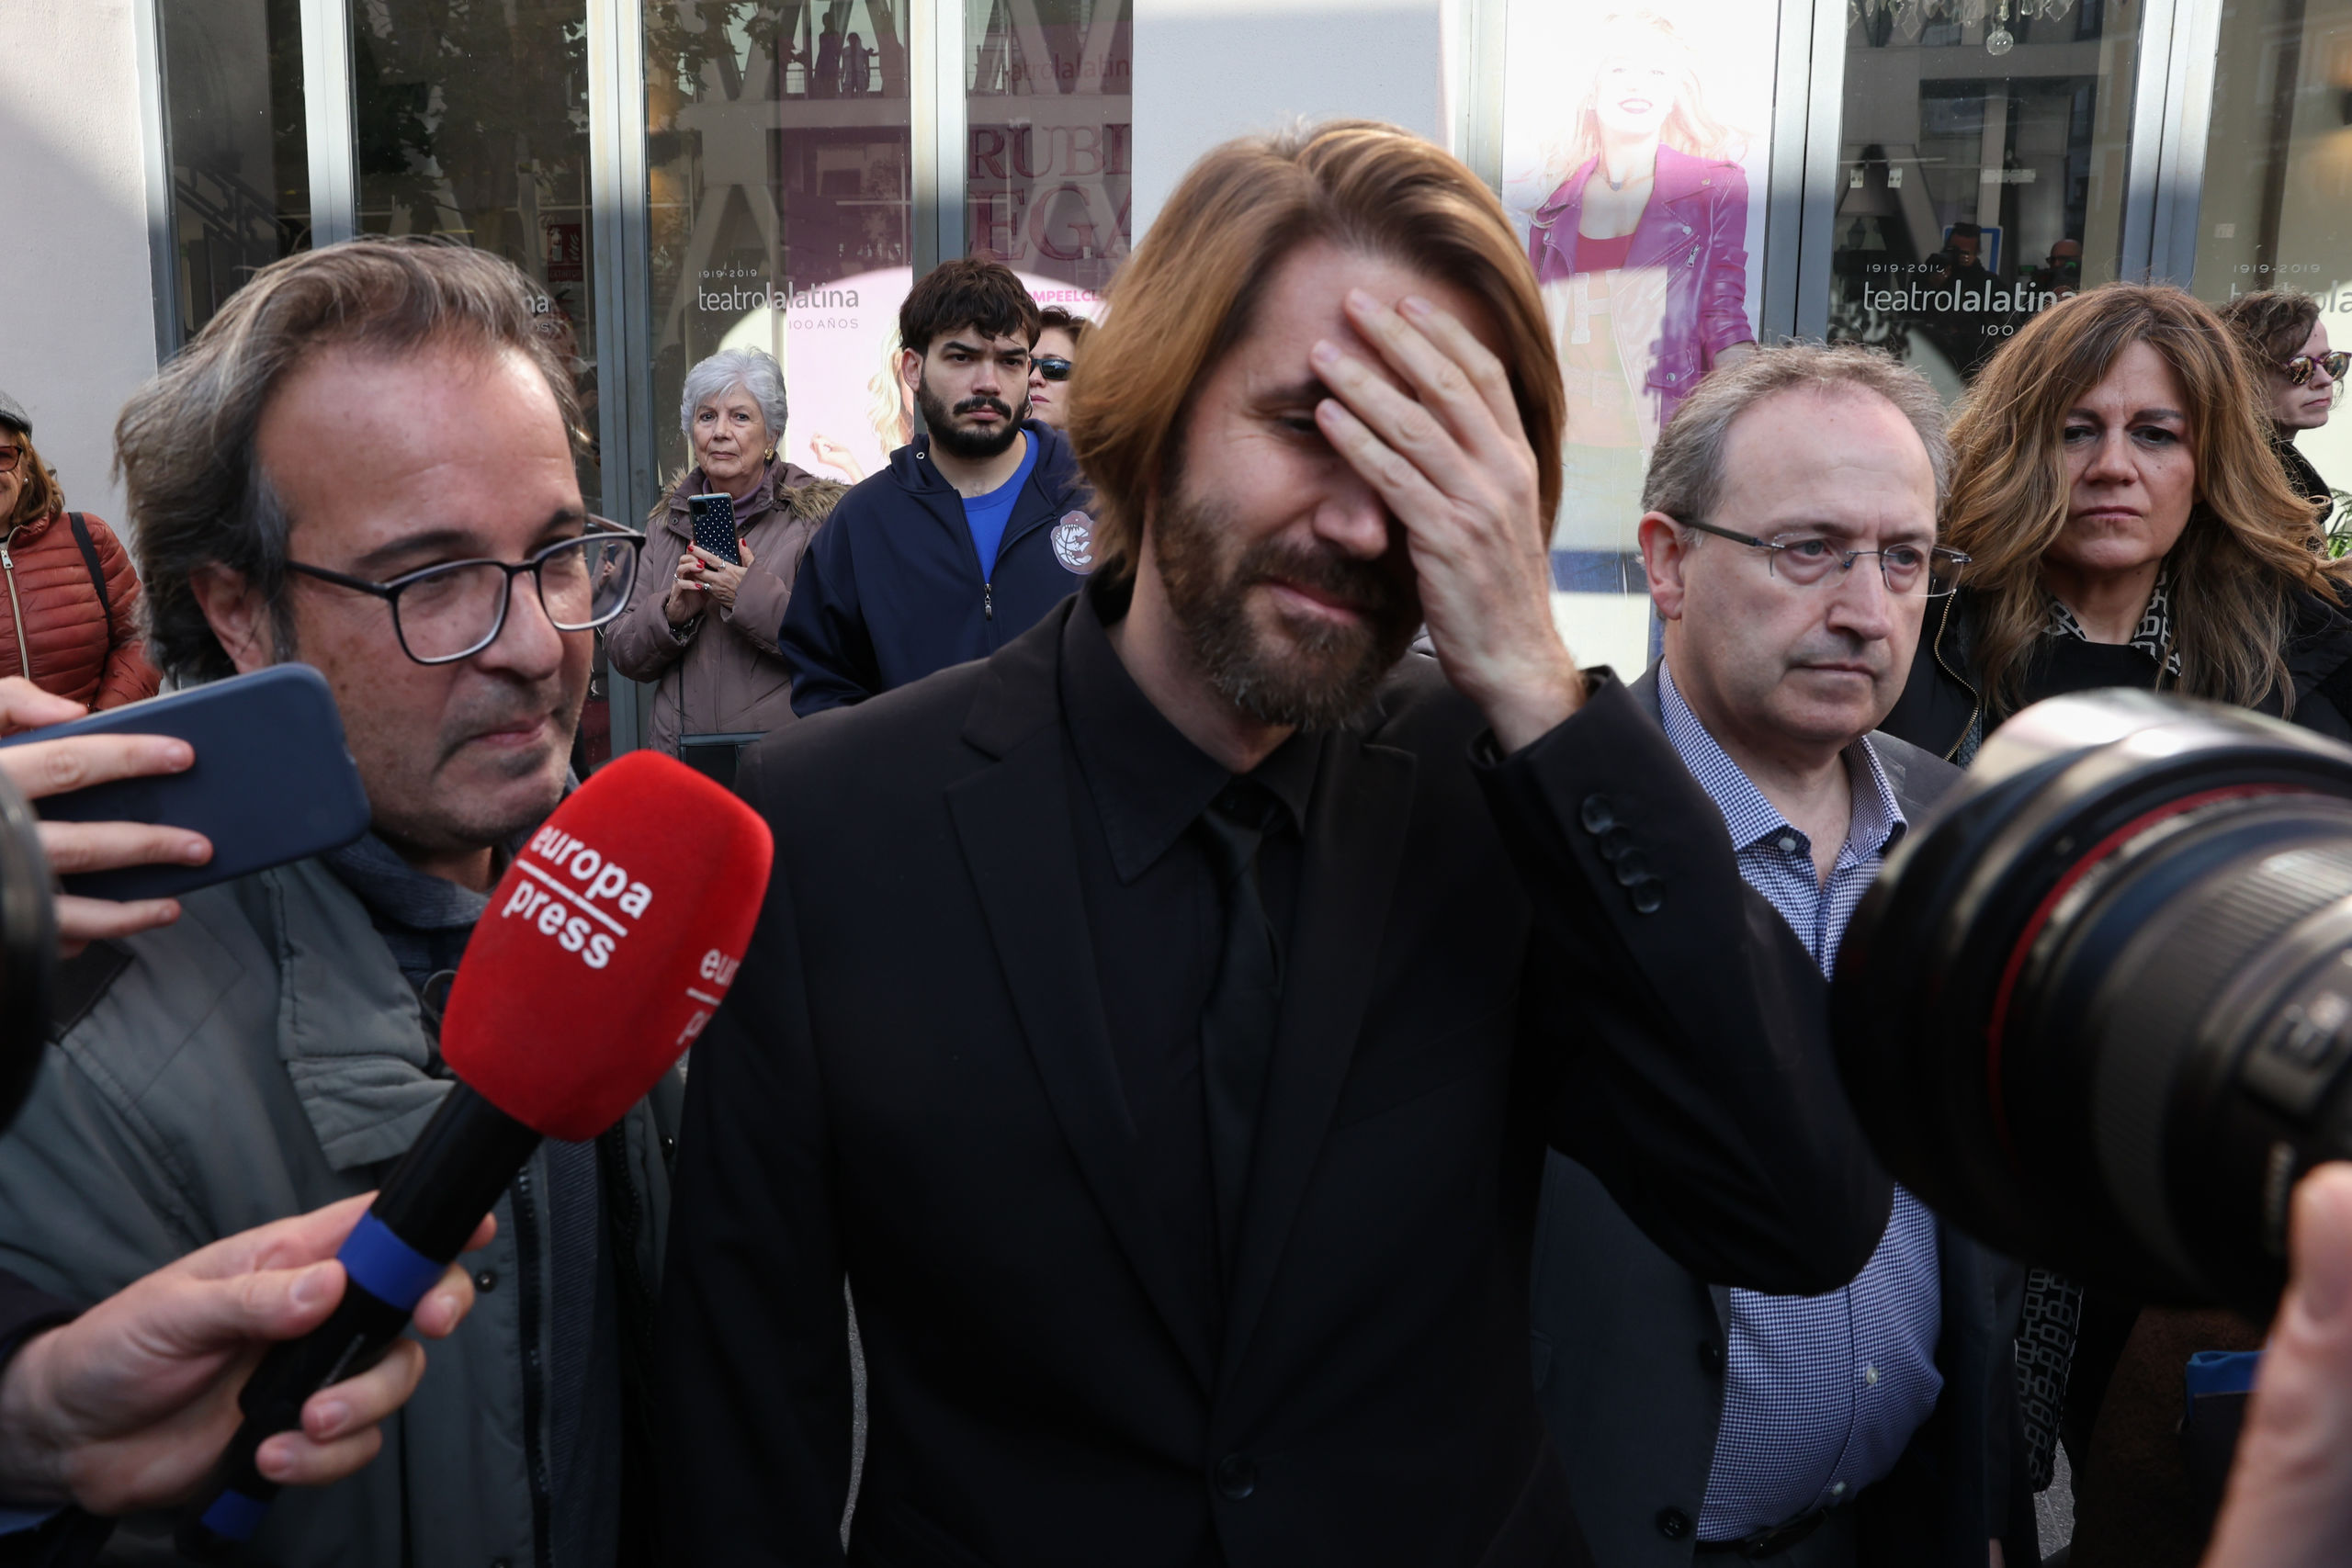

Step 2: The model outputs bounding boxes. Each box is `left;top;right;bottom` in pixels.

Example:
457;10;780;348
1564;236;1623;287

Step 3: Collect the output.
1837;690;2352;1309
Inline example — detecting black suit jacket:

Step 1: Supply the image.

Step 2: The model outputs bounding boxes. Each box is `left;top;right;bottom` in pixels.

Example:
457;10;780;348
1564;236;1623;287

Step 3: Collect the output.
1528;669;2035;1568
656;598;1893;1567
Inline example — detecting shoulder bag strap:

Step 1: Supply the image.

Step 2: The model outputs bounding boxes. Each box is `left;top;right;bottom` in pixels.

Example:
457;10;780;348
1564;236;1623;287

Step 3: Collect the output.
65;514;111;626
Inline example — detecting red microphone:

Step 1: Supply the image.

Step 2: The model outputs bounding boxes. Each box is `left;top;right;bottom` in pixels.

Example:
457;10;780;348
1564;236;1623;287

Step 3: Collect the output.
179;751;772;1555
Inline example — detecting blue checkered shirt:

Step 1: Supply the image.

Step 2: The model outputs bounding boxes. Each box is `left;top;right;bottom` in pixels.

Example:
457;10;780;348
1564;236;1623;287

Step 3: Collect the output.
1657;664;1945;1540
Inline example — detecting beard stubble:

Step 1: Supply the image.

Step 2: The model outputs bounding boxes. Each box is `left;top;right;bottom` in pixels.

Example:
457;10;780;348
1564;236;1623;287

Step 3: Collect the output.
1151;479;1423;731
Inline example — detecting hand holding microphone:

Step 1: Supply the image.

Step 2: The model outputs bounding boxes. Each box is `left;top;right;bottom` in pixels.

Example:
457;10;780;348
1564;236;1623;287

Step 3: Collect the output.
0;1197;489;1516
176;750;774;1555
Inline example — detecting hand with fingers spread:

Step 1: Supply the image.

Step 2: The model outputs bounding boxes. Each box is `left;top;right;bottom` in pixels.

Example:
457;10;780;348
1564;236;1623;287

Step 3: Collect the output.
0;678;210;954
0;1194;492;1517
1309;288;1585;752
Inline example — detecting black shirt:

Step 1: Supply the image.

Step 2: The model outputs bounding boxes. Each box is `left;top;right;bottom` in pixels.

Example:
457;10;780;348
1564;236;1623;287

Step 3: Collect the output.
1058;583;1320;1345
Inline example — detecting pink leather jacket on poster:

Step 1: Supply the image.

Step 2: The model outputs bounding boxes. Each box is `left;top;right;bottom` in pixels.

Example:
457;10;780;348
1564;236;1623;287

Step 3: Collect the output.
1526;144;1755;426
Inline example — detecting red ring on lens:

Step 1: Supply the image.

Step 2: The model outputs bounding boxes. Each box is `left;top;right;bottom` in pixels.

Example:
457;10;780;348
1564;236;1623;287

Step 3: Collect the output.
1982;784;2304;1163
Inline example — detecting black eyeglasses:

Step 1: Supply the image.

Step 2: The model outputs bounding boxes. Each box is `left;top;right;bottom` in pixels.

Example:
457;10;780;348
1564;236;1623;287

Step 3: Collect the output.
286;521;646;666
1033;355;1073;383
0;445;19;474
2283;351;2351;386
1677;517;1970;597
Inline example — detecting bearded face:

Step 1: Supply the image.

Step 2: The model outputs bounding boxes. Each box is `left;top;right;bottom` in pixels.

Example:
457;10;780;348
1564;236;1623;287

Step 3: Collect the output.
1148;463;1423;731
917;369;1026;462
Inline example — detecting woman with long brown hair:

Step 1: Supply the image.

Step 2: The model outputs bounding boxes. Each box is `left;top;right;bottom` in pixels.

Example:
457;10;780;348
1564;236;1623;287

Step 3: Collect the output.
1883;283;2352;761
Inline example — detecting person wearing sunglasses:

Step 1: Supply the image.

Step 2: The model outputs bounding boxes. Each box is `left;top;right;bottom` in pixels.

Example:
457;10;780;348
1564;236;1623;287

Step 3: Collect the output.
0;394;160;732
1023;305;1088;429
1886;285;2352;768
2220;289;2345;527
0;241;678;1568
1882;283;2352;1567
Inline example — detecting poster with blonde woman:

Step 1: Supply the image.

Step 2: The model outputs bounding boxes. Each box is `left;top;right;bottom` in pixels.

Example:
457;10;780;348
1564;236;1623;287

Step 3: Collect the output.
1503;3;1773;671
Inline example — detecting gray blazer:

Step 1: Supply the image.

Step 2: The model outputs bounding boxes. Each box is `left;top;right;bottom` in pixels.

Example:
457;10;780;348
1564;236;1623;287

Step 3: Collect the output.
1530;665;2036;1567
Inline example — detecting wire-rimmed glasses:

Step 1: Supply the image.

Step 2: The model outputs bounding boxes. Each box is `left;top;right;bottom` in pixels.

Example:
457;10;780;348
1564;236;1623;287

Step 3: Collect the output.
1676;518;1970;597
286;520;646;666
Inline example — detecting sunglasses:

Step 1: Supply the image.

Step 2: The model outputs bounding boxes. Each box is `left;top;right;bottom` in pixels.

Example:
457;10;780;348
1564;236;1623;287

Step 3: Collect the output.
2283;350;2351;386
1033;355;1073;383
0;445;17;474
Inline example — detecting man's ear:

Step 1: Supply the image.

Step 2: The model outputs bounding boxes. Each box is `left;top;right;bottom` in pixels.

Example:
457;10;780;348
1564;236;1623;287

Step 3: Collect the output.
899;347;922;395
1636;513;1692;623
187;565;278;674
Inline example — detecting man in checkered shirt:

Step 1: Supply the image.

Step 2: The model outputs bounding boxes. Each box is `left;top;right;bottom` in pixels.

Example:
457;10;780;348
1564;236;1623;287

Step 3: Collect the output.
1528;344;2033;1568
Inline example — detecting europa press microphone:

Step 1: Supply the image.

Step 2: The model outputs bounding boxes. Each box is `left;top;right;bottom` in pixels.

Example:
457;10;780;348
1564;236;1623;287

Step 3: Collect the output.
176;750;774;1555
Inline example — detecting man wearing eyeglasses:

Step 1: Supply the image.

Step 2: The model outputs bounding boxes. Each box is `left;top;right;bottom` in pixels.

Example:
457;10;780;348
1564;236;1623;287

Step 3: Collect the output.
1527;344;2036;1568
0;239;673;1568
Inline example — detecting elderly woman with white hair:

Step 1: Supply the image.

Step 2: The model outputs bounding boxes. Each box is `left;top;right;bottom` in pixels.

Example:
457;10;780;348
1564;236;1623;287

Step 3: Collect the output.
607;347;844;758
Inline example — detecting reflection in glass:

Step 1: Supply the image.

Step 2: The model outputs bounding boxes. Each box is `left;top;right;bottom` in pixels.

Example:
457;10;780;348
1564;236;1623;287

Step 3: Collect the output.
2194;0;2352;516
348;0;598;505
964;0;1132;305
158;0;311;338
1828;0;2142;398
1499;0;1777;676
645;1;913;492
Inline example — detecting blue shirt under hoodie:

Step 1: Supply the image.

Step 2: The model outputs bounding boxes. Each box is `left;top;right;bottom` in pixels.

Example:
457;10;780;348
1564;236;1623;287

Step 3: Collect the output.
779;419;1096;714
962;433;1042;581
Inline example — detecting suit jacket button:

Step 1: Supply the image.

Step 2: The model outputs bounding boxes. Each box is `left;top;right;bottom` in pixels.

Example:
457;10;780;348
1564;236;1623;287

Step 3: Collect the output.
1597;829;1632;863
1613;849;1652;886
1630;877;1666;915
1580;795;1617;835
1215;1453;1257;1499
1698;1340;1724;1376
1657;1507;1693;1540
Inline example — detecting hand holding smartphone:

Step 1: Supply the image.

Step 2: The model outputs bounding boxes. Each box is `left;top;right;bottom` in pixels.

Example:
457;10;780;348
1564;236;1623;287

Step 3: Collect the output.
0;678;208;952
687;493;742;567
0;666;371;944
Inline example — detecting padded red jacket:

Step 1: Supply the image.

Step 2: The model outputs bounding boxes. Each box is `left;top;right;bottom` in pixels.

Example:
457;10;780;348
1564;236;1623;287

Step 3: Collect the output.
0;510;161;723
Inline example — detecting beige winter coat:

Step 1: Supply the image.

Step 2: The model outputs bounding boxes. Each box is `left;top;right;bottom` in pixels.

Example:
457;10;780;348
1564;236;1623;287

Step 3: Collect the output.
605;458;845;755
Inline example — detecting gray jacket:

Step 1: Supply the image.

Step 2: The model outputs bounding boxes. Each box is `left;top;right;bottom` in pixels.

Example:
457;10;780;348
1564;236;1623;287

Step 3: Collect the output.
0;856;681;1566
1529;667;2034;1567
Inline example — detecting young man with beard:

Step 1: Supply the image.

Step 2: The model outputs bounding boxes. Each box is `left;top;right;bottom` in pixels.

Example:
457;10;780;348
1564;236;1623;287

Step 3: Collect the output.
780;257;1098;712
660;124;1891;1566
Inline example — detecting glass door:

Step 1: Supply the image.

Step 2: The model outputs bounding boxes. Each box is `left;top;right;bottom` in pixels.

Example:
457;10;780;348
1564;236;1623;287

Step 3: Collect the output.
963;0;1132;313
643;0;914;491
2189;0;2352;518
1826;0;2148;400
157;0;312;337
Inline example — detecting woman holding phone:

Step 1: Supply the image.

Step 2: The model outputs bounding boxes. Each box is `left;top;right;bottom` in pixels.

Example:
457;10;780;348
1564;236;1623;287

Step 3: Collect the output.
606;348;843;758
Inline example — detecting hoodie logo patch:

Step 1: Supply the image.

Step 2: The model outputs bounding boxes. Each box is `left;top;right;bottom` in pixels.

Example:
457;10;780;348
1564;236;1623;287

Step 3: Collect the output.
1052;513;1096;575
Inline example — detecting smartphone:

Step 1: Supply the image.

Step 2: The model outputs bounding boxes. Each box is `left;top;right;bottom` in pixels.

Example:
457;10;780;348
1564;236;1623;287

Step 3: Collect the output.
0;664;372;901
687;493;741;567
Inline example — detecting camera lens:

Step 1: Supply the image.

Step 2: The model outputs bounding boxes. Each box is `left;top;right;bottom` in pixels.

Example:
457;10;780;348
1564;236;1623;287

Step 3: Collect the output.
1836;690;2352;1316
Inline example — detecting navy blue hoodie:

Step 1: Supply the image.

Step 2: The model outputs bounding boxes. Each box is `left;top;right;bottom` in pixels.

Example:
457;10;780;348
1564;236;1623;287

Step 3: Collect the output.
780;421;1096;714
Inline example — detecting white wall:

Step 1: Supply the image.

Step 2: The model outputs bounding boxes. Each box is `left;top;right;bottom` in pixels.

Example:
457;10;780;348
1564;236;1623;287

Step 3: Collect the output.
1130;0;1447;242
0;0;159;532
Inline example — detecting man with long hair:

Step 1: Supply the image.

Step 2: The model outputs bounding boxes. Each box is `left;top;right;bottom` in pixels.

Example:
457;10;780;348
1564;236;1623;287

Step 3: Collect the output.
661;123;1889;1565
